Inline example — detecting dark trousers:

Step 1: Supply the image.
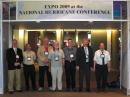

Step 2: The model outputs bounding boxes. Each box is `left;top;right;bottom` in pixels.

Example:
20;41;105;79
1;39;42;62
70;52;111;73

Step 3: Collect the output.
95;64;108;90
39;66;52;88
23;64;36;90
65;60;76;89
79;63;90;90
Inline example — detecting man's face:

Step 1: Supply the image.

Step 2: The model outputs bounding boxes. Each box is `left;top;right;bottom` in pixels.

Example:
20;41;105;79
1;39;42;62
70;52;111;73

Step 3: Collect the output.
54;42;59;49
43;38;49;45
68;40;73;47
99;43;105;50
26;44;31;51
83;39;89;46
13;40;17;47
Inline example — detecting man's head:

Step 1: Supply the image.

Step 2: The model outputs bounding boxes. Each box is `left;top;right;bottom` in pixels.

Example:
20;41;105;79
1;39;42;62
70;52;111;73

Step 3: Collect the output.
68;38;73;47
99;42;105;50
12;39;18;48
83;38;89;47
54;41;59;49
42;37;49;46
25;43;31;51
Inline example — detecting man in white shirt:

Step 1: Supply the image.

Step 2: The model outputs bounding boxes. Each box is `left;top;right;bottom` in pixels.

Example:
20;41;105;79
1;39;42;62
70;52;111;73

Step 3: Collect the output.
93;43;111;92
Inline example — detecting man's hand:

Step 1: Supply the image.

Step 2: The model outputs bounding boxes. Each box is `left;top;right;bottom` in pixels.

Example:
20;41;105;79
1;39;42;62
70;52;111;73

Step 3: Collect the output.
43;59;49;64
14;62;20;66
91;67;95;72
108;67;111;72
76;66;79;71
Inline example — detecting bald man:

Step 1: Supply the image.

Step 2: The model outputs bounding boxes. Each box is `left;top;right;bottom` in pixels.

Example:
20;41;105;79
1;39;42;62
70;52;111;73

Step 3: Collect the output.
94;43;111;92
76;38;93;92
37;37;53;91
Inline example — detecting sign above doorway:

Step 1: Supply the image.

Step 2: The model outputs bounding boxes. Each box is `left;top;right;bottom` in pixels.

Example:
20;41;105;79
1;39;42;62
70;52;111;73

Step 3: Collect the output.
16;1;113;21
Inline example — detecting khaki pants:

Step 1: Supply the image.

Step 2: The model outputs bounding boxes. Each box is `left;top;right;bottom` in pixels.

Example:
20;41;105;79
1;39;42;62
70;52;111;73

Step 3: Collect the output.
8;69;21;91
51;66;63;90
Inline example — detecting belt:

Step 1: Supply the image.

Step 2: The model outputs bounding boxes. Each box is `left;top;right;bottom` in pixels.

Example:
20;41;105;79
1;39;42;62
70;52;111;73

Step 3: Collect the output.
65;60;75;63
97;64;107;66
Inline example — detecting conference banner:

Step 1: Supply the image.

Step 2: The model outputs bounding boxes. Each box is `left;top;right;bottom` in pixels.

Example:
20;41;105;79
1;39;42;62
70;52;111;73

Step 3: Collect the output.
16;1;113;21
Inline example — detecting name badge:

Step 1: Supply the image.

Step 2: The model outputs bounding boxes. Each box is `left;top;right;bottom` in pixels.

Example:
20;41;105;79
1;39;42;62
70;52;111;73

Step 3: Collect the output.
55;56;59;61
100;54;105;58
86;55;88;59
86;55;89;62
44;52;48;56
16;55;19;59
70;54;74;58
27;57;31;61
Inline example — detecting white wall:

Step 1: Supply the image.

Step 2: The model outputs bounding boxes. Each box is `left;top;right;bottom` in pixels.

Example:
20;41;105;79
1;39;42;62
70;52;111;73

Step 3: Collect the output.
121;22;128;92
126;1;130;95
120;1;130;95
0;1;4;94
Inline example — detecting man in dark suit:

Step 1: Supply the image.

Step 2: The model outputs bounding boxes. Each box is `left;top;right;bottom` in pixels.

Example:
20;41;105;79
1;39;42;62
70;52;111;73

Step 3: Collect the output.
76;38;93;92
6;39;23;94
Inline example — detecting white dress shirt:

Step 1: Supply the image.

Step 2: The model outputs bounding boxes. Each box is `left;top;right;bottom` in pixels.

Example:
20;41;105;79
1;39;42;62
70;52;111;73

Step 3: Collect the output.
84;46;89;62
94;50;111;65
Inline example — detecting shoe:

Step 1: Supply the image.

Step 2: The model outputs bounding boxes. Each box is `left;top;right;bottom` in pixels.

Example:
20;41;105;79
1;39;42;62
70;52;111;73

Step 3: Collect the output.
72;88;77;92
8;91;14;94
16;90;22;92
86;89;91;92
66;88;70;92
96;89;101;93
57;89;62;92
49;87;53;91
38;87;43;92
50;88;56;92
78;88;82;92
102;88;106;92
25;88;29;91
32;88;37;91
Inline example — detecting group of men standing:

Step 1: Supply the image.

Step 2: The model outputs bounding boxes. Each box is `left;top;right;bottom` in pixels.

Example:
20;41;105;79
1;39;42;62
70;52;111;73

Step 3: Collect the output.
6;37;111;94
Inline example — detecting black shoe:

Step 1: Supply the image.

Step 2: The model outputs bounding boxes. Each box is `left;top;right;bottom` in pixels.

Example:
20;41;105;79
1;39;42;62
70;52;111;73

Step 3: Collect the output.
16;90;22;92
86;89;91;92
72;88;77;92
66;88;70;92
32;88;37;91
57;90;62;92
78;88;83;92
8;91;14;94
102;88;106;92
96;89;101;93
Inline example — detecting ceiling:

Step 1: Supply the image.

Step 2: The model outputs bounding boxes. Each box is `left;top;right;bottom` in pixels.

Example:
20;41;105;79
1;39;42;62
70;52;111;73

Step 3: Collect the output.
10;21;124;30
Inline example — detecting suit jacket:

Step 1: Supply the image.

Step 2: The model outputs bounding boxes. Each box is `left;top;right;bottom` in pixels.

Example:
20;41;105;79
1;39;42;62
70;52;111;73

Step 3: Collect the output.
6;48;23;70
76;46;93;68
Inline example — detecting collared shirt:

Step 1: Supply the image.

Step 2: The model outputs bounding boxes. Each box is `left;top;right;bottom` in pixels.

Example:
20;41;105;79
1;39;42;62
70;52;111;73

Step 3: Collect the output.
37;45;53;66
13;48;20;60
84;46;89;62
13;48;17;54
63;46;77;61
48;49;64;67
94;50;111;65
23;51;36;65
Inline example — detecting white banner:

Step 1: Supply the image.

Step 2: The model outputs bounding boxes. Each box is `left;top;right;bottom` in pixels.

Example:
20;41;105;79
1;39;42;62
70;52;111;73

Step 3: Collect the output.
17;1;113;21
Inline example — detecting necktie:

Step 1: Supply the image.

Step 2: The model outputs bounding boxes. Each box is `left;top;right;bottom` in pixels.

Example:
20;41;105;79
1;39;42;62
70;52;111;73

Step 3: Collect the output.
101;51;105;65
